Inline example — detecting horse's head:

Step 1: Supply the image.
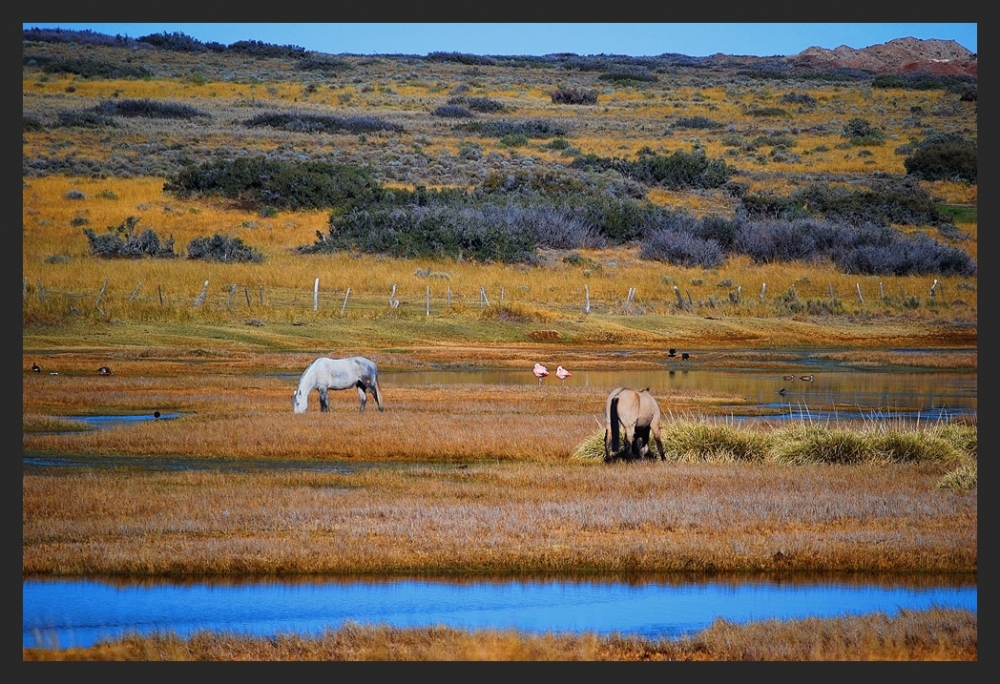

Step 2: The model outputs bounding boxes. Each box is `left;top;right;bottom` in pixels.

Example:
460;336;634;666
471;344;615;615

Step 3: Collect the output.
292;389;308;413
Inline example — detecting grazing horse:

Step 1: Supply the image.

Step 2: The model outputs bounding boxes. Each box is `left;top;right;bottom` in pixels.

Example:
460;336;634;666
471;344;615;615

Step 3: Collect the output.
604;386;665;461
293;356;385;413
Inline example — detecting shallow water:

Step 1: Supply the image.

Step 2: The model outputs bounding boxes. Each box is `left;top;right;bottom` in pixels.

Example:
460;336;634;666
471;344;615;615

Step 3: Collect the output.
23;575;977;650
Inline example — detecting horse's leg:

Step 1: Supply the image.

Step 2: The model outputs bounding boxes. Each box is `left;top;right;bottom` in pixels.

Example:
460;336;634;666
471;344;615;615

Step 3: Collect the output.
371;378;385;412
356;386;367;413
319;388;329;412
635;426;650;459
652;423;666;461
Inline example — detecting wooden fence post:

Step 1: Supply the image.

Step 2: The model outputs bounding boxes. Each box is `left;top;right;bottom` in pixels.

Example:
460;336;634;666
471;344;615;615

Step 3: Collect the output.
193;280;209;307
158;284;164;307
759;282;767;303
313;278;320;311
674;285;684;309
95;277;109;317
341;287;350;315
226;284;237;308
244;286;251;308
879;282;885;301
426;286;431;316
855;283;864;304
828;283;836;302
584;284;590;314
129;282;142;302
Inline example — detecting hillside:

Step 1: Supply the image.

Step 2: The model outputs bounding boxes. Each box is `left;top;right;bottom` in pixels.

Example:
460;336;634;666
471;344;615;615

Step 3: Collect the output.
22;29;978;357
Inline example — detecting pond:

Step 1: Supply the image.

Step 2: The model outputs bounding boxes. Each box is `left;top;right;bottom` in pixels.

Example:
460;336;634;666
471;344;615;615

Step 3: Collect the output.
377;367;976;421
24;574;977;650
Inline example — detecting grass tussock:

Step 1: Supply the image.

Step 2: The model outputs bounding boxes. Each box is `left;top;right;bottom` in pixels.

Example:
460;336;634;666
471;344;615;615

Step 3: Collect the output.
571;419;975;467
24;607;976;661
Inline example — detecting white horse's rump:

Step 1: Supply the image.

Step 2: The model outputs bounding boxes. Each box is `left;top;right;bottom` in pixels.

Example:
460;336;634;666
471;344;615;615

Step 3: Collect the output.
293;356;385;413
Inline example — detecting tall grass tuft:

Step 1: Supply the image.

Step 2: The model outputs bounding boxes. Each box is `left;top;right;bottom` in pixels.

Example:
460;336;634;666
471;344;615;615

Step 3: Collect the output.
571;419;975;467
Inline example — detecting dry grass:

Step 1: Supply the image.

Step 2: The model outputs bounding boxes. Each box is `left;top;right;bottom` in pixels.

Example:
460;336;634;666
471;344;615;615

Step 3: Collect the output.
23;457;976;576
23;607;976;661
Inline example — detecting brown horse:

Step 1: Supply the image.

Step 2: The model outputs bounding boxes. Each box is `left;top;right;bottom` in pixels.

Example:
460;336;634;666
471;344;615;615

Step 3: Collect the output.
604;387;665;461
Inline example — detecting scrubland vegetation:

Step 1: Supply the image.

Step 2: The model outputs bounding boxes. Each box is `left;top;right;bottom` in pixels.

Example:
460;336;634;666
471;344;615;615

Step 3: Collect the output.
22;29;976;660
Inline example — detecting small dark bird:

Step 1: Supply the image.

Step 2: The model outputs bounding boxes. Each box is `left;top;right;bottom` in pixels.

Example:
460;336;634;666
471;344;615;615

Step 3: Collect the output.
32;363;41;373
668;348;677;358
778;388;787;396
681;352;690;360
153;411;161;419
782;375;795;381
800;375;814;382
98;366;113;376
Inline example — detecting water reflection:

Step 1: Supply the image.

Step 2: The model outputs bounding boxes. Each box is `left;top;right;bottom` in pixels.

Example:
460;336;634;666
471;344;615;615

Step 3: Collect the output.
377;369;976;420
24;574;977;650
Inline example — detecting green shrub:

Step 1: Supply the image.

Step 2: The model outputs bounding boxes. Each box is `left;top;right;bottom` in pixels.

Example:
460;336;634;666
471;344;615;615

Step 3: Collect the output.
550;87;598;105
673;116;724;130
83;216;176;259
842;117;886;146
903;134;977;183
186;233;265;263
163;157;380;211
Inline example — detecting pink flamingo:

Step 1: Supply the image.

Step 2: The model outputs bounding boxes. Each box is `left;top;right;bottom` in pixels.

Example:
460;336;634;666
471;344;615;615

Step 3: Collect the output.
556;365;572;385
532;363;549;385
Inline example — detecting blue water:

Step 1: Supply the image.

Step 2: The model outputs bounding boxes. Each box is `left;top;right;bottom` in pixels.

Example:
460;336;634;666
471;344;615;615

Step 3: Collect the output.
23;576;977;650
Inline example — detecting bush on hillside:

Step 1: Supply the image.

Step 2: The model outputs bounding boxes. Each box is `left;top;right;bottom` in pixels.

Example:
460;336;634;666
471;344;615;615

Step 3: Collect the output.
83;216;176;259
550;87;598;105
96;98;208;119
186;233;265;263
903;133;977;183
162;157;380;210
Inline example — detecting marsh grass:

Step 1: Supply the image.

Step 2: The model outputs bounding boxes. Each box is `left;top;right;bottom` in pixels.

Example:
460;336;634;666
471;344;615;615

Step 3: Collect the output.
23;606;976;660
23;455;976;576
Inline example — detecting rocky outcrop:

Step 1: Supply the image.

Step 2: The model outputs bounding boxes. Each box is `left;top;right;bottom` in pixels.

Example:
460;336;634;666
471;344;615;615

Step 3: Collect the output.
790;38;976;78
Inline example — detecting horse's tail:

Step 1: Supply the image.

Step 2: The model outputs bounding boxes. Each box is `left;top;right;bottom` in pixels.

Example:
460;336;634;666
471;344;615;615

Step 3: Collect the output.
371;376;385;411
610;397;621;453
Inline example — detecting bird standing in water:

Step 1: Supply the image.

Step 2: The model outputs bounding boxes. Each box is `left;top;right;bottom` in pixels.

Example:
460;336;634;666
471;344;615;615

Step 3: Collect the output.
98;366;113;376
32;362;41;373
555;365;572;385
532;363;549;385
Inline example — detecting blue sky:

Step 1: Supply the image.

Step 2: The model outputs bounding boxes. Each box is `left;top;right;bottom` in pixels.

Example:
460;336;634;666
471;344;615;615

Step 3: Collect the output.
22;23;977;58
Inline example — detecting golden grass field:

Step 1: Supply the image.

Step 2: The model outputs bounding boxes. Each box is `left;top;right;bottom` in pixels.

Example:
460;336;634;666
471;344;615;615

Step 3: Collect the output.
22;35;976;660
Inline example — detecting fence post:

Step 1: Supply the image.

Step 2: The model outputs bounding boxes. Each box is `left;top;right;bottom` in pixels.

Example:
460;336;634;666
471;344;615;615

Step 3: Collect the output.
244;286;251;308
674;285;684;309
447;286;452;307
96;278;109;307
129;282;142;302
759;282;767;303
584;284;590;314
828;283;836;303
480;287;490;308
158;284;164;307
341;287;350;315
313;278;320;312
426;286;430;316
879;282;885;301
193;280;209;307
227;284;237;308
855;283;864;304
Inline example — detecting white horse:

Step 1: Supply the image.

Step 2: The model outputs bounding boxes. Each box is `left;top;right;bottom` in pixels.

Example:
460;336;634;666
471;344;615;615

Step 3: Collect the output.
293;356;385;413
